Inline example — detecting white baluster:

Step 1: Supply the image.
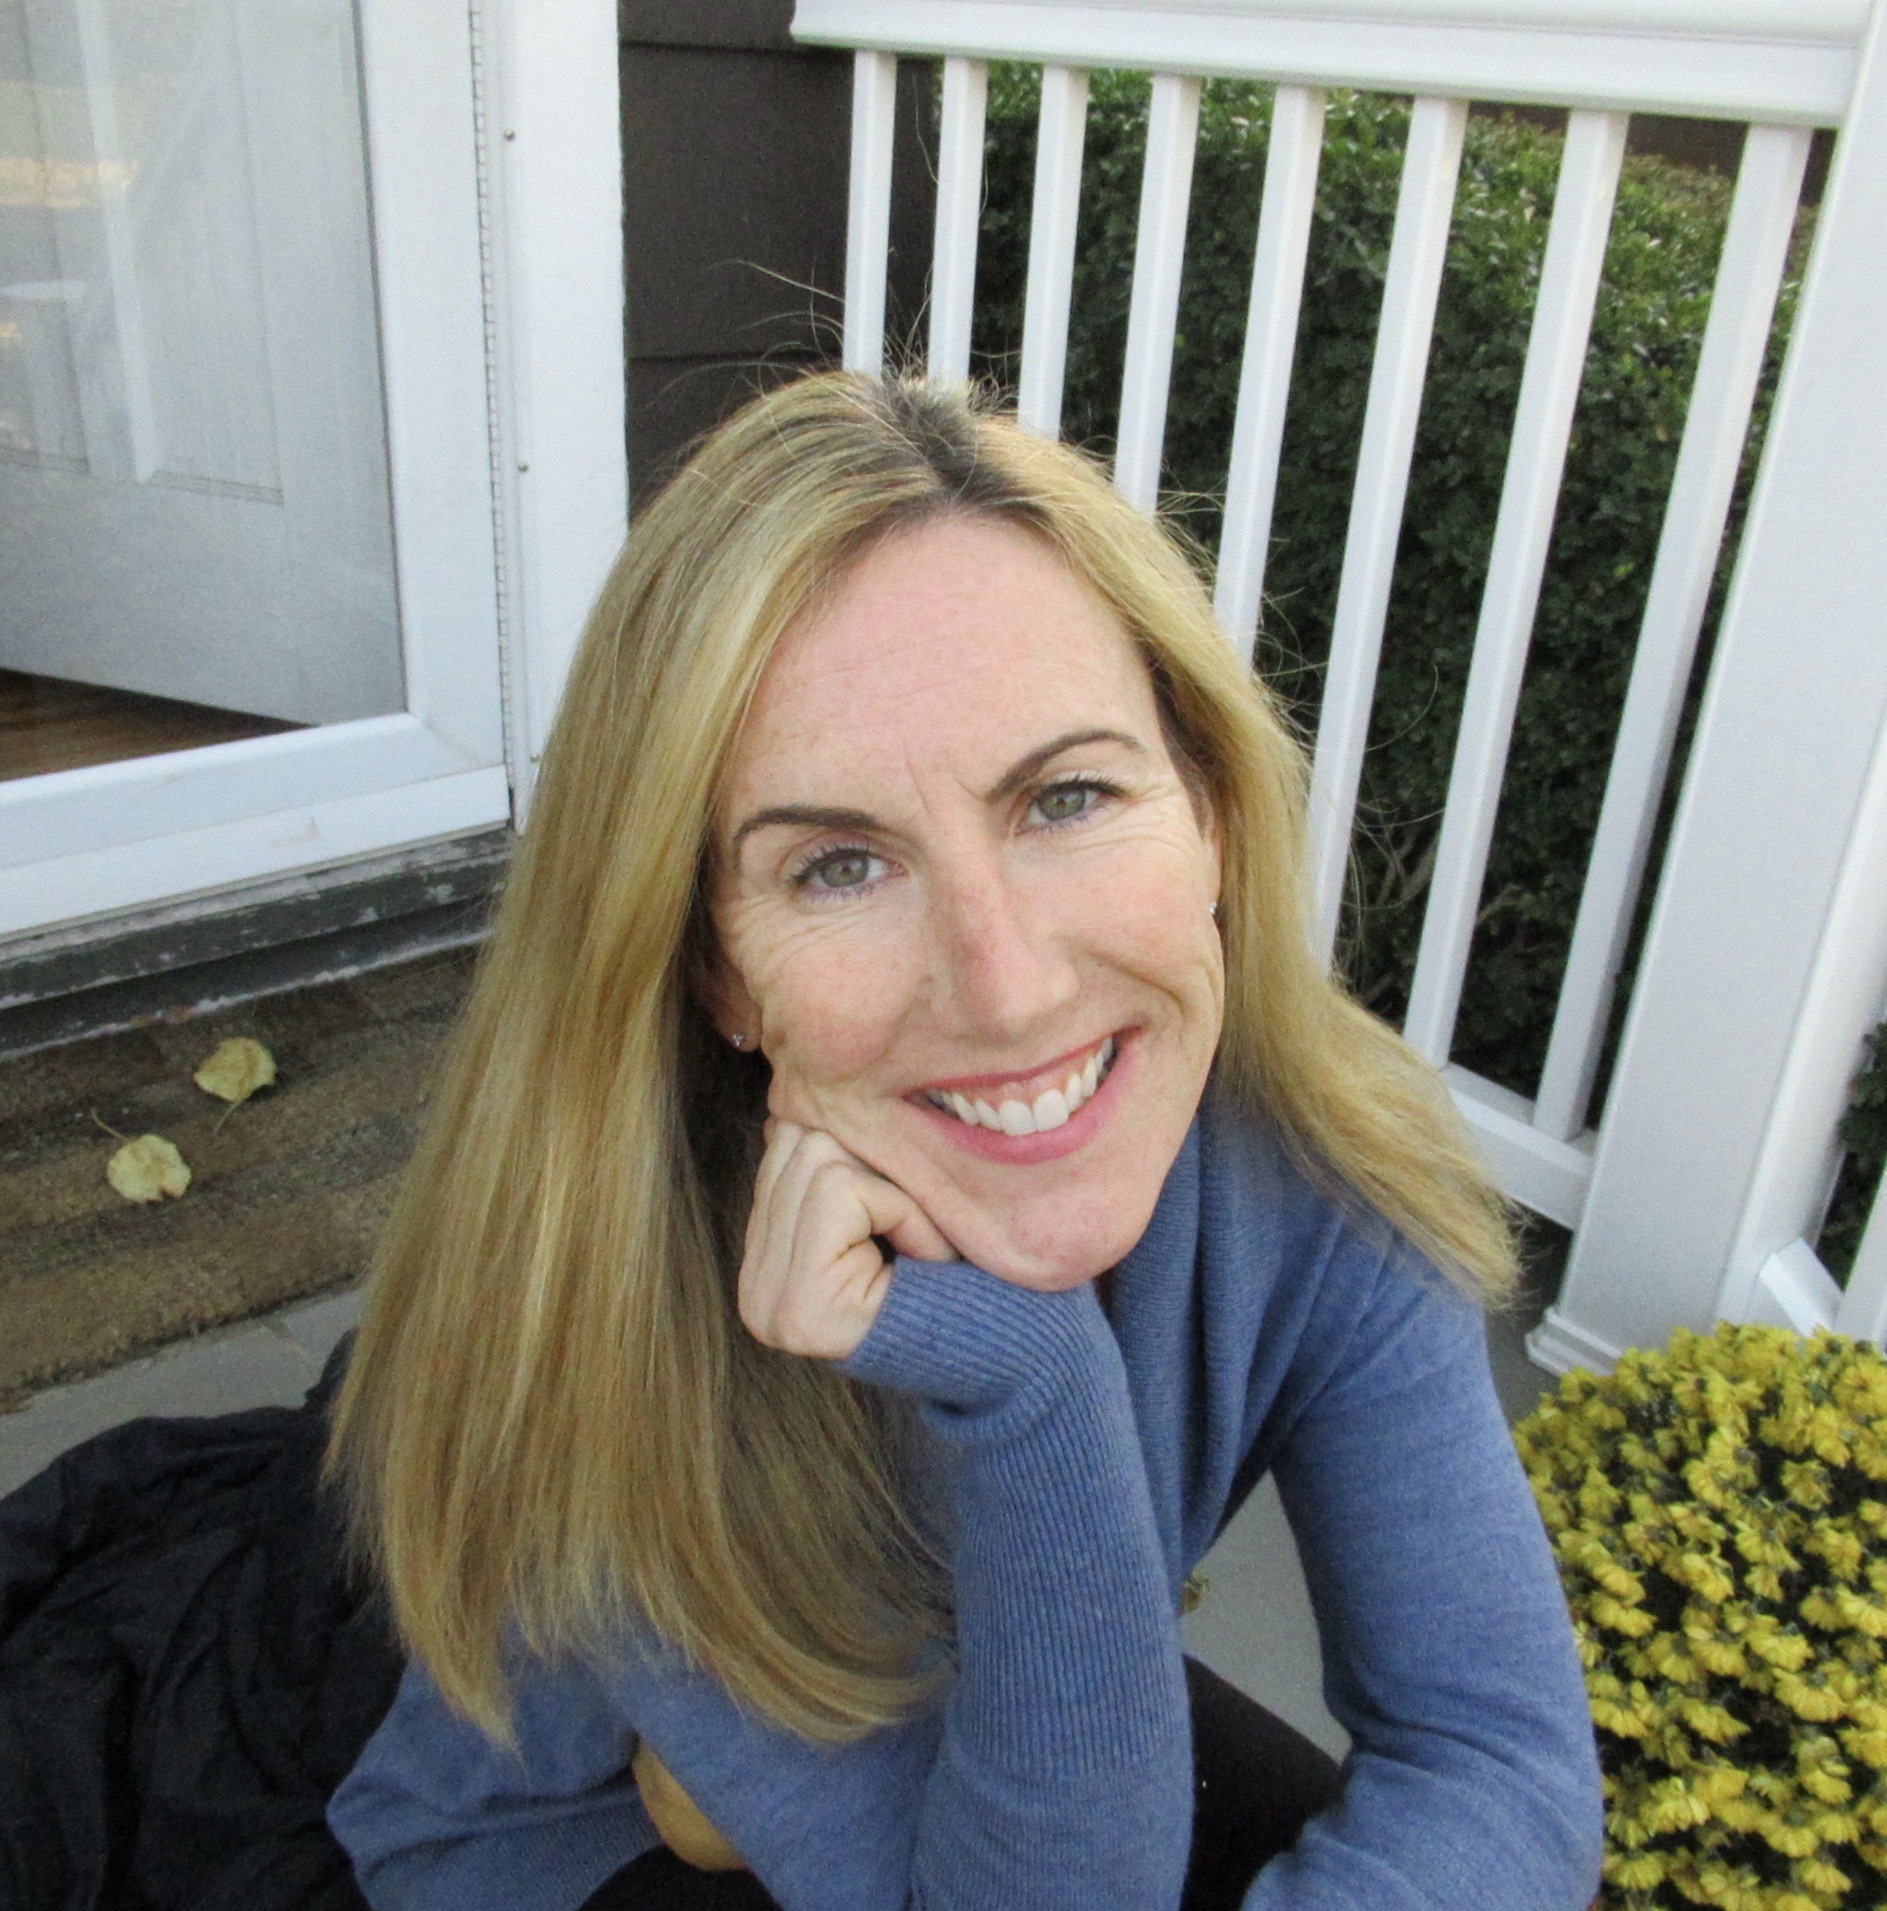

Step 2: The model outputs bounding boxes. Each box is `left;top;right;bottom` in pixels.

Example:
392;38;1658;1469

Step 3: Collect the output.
1306;96;1467;963
1533;124;1811;1141
1402;108;1628;1067
928;56;988;384
1214;84;1326;666
1114;72;1200;513
843;50;898;374
1017;64;1089;438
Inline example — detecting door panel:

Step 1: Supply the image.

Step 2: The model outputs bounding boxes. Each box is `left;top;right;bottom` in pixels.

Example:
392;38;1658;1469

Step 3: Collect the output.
0;0;402;725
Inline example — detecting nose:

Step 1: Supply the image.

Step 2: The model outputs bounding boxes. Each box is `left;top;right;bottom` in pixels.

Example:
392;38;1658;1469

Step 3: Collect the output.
924;851;1080;1044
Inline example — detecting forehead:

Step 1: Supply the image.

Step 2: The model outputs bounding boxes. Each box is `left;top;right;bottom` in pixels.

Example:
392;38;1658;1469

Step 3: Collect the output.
723;516;1159;799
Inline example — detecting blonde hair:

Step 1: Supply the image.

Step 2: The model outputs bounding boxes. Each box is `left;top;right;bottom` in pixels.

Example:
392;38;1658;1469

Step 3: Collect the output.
328;372;1516;1746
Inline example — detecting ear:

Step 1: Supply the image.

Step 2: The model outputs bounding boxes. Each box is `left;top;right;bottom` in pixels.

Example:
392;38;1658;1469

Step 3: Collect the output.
696;942;762;1051
686;855;765;1050
1160;706;1221;899
1193;781;1224;911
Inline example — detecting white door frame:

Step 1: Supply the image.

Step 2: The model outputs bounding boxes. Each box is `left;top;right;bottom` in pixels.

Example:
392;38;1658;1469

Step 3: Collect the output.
476;0;628;799
0;0;625;938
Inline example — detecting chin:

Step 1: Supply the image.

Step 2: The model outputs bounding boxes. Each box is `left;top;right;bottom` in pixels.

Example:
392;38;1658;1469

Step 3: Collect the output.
941;1190;1164;1293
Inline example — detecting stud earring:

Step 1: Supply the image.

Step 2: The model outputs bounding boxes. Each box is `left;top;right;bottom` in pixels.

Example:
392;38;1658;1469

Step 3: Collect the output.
729;1031;748;1050
1209;901;1220;920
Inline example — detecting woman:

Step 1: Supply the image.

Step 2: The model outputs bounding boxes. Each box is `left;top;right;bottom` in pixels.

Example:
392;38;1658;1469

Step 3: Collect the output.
326;373;1602;1909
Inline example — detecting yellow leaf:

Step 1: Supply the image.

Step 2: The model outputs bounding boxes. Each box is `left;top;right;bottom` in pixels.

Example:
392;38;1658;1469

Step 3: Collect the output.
106;1133;191;1203
193;1037;277;1106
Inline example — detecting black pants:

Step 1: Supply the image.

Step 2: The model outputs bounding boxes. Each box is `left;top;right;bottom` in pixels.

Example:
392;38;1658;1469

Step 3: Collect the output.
581;1657;1343;1911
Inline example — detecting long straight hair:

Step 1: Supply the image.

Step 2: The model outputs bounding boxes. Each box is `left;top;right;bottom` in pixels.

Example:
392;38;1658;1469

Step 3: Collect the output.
327;373;1515;1744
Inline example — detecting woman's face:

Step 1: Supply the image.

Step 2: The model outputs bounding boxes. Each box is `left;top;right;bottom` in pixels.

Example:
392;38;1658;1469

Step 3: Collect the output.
709;515;1224;1291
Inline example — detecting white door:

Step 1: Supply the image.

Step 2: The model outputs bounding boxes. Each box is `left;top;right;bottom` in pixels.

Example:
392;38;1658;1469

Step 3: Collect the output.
1;0;402;725
0;0;611;940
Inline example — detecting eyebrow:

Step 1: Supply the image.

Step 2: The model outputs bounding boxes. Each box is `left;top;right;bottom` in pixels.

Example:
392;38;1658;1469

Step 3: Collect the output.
730;726;1147;851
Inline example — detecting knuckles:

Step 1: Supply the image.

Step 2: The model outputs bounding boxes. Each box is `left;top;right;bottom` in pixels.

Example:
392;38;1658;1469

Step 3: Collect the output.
737;1127;894;1362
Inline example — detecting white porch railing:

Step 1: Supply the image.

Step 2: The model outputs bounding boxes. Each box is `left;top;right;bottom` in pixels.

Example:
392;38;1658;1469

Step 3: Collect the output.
791;0;1887;1370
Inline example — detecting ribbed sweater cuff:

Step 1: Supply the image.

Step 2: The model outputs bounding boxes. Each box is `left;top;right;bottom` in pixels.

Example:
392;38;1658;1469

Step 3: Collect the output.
840;1257;1106;1427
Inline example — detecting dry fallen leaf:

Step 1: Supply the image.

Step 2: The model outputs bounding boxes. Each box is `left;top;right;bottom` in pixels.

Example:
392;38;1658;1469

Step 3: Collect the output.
194;1037;277;1106
106;1133;192;1203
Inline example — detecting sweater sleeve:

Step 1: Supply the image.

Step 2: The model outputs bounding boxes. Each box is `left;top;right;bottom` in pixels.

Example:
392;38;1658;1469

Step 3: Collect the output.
1244;1254;1603;1909
831;1256;1194;1911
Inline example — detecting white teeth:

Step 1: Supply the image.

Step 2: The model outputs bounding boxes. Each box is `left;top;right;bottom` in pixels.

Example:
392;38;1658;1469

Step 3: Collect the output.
926;1036;1119;1134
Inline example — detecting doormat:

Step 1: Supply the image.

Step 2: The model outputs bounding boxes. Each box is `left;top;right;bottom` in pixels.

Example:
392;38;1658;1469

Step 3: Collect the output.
0;947;477;1411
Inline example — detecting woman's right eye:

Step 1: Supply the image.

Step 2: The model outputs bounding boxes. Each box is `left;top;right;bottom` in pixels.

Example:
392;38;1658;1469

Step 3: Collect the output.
794;847;883;895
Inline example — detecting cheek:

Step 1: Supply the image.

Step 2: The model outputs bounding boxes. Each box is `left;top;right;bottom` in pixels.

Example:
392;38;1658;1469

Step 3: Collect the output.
743;927;912;1088
1080;850;1223;1015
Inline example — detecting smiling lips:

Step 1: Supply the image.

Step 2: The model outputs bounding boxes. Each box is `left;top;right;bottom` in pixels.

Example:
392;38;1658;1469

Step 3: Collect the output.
919;1035;1118;1137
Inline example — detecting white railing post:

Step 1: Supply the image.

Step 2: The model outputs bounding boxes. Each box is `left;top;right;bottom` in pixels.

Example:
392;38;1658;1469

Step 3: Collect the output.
798;1;1881;1375
1530;0;1887;1374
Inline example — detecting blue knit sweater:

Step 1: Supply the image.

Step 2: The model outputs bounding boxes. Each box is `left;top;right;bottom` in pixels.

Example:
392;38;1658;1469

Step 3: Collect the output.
329;1093;1603;1908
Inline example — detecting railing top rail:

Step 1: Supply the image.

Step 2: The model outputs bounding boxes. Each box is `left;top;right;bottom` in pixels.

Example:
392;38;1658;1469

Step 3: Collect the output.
802;0;1870;38
792;0;1867;123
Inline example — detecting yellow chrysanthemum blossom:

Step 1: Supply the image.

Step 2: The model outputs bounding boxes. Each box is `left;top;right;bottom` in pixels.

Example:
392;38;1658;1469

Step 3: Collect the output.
1516;1324;1887;1908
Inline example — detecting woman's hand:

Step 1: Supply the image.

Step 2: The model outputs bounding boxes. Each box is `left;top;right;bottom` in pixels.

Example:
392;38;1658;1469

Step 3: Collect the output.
739;1120;955;1360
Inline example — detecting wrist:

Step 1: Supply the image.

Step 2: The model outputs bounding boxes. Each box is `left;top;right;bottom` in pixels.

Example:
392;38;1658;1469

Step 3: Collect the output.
840;1258;1111;1424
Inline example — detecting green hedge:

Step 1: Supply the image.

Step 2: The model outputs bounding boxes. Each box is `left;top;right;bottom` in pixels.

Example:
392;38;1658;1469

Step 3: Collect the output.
965;74;1884;1272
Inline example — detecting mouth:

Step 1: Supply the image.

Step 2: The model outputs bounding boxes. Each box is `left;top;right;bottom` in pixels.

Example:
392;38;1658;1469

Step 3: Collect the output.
915;1034;1119;1137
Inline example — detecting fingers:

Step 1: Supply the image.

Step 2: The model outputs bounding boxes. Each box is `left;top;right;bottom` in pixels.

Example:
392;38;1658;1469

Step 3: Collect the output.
742;1126;887;1359
739;1123;951;1361
853;1171;955;1264
749;1112;794;1222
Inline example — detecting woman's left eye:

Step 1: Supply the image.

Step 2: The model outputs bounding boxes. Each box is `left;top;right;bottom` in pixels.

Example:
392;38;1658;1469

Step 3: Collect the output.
1029;779;1113;827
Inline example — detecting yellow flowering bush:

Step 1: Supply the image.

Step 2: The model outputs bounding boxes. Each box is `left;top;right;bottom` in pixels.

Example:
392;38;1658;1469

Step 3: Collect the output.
1516;1324;1887;1910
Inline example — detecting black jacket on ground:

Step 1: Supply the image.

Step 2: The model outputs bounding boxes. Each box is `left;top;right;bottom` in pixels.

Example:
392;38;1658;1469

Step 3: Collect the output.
0;1342;400;1911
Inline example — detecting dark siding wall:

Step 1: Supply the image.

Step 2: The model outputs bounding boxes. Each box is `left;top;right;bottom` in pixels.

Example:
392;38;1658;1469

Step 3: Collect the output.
619;1;934;508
